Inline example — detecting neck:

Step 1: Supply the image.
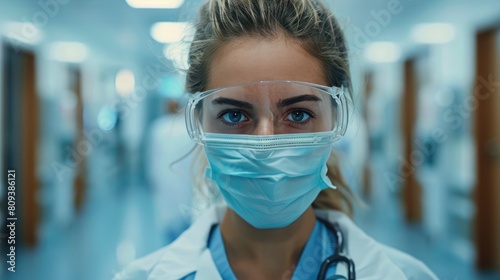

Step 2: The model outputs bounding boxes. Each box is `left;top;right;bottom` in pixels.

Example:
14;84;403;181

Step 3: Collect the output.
220;207;317;279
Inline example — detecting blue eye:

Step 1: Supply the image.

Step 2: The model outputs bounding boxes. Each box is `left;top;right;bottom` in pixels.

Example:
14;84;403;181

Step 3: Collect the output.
287;111;311;123
222;111;248;123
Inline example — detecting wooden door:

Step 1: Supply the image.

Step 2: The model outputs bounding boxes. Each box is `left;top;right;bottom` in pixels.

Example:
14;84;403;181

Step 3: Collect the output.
362;71;373;200
2;45;39;246
474;28;500;270
401;59;422;223
70;67;86;211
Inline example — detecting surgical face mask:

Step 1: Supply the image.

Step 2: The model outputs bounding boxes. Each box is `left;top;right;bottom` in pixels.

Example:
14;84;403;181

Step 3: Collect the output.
185;81;350;228
203;133;336;229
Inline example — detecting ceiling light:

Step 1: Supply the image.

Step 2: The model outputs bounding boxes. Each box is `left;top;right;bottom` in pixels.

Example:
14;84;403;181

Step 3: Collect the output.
115;69;135;97
364;42;401;63
49;42;88;63
126;0;184;9
411;23;455;44
151;22;190;43
3;22;42;45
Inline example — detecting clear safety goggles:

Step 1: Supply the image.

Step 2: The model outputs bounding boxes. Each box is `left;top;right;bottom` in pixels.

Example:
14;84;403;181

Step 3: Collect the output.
185;81;350;149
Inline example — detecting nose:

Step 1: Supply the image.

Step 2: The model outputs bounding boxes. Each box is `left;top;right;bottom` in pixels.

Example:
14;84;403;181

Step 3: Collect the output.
254;118;275;135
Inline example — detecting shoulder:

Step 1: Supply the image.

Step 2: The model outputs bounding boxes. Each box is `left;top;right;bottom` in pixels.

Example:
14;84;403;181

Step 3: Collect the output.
112;206;226;280
315;209;438;280
112;247;168;280
380;244;438;280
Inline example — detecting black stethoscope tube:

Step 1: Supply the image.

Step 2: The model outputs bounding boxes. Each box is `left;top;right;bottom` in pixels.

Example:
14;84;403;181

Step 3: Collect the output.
317;219;356;280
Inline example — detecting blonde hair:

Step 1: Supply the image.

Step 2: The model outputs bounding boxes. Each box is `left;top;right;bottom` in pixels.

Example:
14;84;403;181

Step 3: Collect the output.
186;0;355;216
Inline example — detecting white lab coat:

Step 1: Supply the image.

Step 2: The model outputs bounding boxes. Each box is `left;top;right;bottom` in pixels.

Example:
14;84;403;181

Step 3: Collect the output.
113;205;438;280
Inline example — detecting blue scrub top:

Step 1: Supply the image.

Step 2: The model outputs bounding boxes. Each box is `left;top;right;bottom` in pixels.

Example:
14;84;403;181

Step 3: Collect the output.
182;220;337;279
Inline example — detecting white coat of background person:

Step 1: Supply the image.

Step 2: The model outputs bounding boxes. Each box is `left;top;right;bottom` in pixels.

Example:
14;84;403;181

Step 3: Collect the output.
146;100;194;244
115;0;439;279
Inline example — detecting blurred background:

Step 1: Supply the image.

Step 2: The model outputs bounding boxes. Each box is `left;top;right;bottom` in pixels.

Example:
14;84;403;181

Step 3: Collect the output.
0;0;499;279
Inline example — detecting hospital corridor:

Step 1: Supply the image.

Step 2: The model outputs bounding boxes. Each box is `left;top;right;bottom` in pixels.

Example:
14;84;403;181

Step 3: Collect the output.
1;0;500;279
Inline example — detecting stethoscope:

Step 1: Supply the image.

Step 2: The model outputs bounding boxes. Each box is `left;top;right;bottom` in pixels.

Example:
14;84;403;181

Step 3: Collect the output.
317;218;356;280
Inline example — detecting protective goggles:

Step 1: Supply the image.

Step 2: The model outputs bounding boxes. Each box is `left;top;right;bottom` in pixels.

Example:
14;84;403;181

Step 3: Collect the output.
185;81;350;149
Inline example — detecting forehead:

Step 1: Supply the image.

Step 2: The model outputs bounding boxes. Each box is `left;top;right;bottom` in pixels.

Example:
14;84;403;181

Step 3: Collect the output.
206;36;328;90
206;82;328;107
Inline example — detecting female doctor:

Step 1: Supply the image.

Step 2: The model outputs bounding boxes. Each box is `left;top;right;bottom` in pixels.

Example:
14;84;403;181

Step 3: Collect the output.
114;0;438;279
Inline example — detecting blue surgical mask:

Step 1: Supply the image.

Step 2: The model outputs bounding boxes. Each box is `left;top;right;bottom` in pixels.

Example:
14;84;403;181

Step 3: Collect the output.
203;133;336;229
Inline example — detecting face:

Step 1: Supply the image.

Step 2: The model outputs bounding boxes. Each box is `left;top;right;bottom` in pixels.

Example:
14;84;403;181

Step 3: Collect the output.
201;37;334;135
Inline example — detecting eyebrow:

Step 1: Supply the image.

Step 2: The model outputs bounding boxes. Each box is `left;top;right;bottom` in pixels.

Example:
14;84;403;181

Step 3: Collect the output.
211;97;254;110
277;94;322;108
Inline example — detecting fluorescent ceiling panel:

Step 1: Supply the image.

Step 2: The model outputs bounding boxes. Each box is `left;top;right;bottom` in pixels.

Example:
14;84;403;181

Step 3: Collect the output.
364;42;401;63
126;0;184;9
151;22;190;43
411;23;456;44
3;22;42;45
49;42;88;63
116;69;135;97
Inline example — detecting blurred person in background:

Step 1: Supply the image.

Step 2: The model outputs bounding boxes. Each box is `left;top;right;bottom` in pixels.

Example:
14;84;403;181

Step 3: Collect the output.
114;0;438;279
146;99;194;245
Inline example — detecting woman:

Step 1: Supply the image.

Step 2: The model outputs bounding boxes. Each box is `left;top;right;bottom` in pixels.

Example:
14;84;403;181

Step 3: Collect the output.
114;0;438;279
